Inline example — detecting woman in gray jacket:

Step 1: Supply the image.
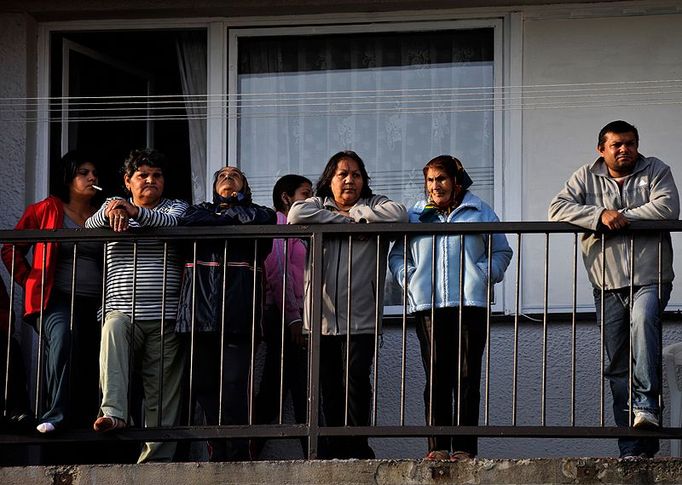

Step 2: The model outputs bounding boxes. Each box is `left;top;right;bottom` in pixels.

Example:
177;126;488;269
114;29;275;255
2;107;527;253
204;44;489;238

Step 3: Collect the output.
288;150;407;458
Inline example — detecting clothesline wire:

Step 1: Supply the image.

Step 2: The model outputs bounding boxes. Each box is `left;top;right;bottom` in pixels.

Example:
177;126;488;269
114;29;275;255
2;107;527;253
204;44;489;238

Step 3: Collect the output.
4;85;682;114
2;78;682;103
3;96;682;123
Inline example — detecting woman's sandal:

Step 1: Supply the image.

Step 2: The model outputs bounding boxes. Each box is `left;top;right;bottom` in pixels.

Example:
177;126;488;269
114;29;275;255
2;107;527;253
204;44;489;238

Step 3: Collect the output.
93;415;127;432
425;450;451;461
450;450;474;461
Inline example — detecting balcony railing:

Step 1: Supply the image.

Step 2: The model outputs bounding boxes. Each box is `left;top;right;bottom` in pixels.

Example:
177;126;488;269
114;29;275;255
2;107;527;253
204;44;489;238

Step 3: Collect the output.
1;221;682;459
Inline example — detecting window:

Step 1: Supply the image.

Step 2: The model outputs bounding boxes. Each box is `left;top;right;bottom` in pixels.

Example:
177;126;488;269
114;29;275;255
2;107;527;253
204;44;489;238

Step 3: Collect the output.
235;27;495;209
233;25;497;308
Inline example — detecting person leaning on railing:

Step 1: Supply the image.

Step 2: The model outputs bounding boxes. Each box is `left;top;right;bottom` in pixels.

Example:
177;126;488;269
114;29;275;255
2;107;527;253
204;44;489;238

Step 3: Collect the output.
388;155;512;462
288;150;407;459
548;120;680;459
175;166;276;462
85;148;189;464
1;150;103;438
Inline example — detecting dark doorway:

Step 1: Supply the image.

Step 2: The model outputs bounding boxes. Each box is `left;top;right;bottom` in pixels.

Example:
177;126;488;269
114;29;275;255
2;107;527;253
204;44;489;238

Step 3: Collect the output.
50;30;205;202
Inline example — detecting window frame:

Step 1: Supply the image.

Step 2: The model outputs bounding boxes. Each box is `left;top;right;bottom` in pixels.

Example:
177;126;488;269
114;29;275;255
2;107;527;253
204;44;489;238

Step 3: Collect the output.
36;12;521;314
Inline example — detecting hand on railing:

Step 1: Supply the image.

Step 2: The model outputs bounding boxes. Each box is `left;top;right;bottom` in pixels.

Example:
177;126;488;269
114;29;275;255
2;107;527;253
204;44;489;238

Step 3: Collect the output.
599;209;629;231
105;199;139;232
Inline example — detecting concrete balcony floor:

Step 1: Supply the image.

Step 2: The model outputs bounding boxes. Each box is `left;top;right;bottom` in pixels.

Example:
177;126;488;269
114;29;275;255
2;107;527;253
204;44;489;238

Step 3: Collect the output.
4;458;682;485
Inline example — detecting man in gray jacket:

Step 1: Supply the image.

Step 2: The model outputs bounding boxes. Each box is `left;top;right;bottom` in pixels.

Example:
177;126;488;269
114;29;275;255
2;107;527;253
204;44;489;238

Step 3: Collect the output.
549;120;679;458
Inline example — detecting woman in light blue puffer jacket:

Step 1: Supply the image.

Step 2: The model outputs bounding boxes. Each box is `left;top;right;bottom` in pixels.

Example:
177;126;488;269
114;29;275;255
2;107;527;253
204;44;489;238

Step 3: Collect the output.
388;155;512;461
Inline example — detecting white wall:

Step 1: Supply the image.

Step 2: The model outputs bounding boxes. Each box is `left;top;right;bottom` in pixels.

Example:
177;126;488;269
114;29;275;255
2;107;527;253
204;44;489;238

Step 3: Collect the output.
522;12;682;313
0;13;34;231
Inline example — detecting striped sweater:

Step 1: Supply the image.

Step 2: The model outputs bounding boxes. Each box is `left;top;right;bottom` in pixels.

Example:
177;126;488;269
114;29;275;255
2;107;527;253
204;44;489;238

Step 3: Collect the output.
85;197;189;320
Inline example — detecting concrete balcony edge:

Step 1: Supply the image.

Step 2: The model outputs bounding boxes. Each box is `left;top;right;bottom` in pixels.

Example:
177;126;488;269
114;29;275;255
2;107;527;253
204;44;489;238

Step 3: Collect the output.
4;457;682;484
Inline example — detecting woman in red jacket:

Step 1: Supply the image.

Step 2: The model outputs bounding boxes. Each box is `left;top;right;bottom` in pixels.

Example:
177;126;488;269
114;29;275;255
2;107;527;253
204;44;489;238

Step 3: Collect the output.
1;151;102;434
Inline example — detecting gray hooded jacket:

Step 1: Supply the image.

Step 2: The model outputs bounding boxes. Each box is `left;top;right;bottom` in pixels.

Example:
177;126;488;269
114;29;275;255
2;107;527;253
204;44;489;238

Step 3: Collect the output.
548;155;679;290
288;195;407;335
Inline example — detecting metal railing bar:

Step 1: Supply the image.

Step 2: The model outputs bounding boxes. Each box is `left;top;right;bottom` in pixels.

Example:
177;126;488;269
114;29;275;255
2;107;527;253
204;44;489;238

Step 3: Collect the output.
600;234;605;427
4;424;682;445
484;233;492;426
3;245;16;418
371;235;381;426
512;234;521;426
187;241;197;426
67;243;78;422
306;231;324;459
157;242;168;427
571;233;572;426
628;235;635;424
278;236;289;425
428;234;436;427
399;234;408;427
34;243;47;419
127;241;138;424
248;240;259;425
456;234;464;426
541;233;549;426
3;220;681;246
658;232;663;418
344;235;353;427
218;241;229;426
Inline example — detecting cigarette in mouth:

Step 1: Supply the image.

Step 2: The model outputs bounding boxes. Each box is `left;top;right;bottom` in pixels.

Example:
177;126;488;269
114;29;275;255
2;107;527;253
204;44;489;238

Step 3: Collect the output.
92;185;103;191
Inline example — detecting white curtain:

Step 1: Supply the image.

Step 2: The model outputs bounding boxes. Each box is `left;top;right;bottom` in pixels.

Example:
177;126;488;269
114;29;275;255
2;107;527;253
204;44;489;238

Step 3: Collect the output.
236;30;494;209
176;31;208;204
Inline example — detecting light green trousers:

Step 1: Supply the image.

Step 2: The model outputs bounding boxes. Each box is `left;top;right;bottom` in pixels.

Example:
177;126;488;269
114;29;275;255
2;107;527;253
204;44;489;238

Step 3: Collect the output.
99;310;184;463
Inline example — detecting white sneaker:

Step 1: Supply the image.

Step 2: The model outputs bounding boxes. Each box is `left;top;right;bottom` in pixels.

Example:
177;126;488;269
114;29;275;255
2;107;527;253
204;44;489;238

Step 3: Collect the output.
633;410;659;428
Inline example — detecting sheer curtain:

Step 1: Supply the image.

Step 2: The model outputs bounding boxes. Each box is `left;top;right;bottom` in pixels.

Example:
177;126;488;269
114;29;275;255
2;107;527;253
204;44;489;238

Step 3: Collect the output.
237;29;494;208
176;31;208;204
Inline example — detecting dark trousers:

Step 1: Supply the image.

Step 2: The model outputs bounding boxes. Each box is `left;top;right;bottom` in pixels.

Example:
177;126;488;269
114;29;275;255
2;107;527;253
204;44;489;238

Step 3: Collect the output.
0;331;30;418
39;291;101;430
253;307;308;457
319;334;375;459
415;307;487;456
190;333;251;461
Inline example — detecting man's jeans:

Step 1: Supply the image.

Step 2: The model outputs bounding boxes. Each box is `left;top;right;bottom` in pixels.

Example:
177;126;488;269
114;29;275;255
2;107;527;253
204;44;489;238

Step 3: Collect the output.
594;282;672;457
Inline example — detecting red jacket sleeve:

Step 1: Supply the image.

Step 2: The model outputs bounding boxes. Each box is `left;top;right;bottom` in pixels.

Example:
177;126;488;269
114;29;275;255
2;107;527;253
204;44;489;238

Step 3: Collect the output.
1;204;41;286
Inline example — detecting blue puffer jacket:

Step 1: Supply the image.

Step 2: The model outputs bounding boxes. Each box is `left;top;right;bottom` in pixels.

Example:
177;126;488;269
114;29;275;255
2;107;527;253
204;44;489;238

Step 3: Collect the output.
388;191;512;312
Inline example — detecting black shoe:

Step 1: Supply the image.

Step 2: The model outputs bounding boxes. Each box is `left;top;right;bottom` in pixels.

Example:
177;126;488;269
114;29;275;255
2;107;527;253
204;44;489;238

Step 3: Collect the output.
7;412;34;432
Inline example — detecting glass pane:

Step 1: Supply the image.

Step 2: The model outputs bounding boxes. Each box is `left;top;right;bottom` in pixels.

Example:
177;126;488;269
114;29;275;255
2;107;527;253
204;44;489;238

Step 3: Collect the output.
237;28;494;209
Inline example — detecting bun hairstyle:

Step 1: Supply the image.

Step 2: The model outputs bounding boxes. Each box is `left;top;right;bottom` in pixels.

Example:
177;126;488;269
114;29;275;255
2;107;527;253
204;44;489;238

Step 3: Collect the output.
211;166;253;205
422;155;473;205
423;155;472;189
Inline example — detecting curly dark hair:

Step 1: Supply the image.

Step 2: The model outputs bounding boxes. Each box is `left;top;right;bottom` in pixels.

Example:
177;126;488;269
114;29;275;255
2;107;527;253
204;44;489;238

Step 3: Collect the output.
121;148;167;195
314;150;373;200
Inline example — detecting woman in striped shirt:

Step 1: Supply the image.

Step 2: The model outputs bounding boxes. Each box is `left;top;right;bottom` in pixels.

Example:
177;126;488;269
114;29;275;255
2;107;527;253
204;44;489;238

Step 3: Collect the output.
85;149;188;464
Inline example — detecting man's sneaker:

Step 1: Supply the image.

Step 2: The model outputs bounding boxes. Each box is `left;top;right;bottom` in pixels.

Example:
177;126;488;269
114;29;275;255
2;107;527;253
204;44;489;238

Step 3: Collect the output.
633;410;659;428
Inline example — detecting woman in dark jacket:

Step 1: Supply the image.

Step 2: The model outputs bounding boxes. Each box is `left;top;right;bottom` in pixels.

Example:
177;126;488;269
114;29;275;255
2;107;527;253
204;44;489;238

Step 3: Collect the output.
176;166;276;461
